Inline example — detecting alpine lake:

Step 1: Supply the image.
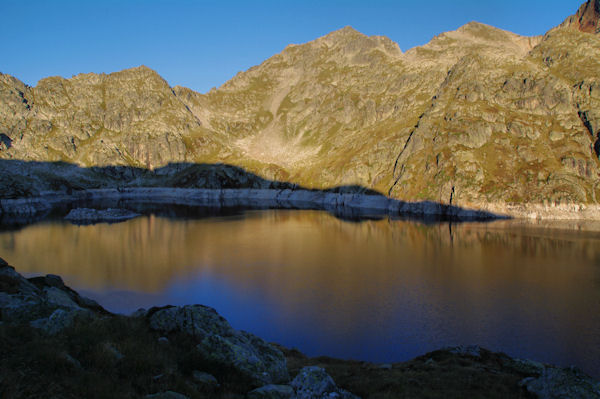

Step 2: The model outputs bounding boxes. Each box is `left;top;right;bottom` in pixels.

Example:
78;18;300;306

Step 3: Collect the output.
1;204;599;379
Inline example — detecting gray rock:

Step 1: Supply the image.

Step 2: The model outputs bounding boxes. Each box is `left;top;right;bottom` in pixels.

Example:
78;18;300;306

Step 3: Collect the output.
247;384;294;399
519;367;600;399
0;292;46;322
192;370;219;389
43;274;66;289
30;308;89;335
145;392;189;399
290;366;360;399
149;305;288;386
43;286;81;309
0;264;40;296
65;208;140;224
446;345;482;357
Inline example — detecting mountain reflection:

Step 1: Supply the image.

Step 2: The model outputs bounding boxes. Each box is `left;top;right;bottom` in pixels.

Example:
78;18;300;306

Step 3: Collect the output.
0;210;599;377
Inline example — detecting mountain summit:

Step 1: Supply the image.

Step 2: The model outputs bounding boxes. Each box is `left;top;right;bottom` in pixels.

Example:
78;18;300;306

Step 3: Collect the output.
560;0;600;33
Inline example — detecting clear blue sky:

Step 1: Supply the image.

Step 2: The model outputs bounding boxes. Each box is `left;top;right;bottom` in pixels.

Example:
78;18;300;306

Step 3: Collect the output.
0;0;583;93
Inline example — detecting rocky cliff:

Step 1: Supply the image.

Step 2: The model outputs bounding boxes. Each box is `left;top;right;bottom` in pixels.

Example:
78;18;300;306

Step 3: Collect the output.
1;1;600;215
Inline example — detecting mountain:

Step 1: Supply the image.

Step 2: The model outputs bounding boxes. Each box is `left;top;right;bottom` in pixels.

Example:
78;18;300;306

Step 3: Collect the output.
1;1;600;214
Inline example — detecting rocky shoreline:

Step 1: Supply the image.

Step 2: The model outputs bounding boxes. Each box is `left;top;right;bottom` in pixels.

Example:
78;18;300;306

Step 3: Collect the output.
3;187;600;224
0;187;503;223
1;258;599;398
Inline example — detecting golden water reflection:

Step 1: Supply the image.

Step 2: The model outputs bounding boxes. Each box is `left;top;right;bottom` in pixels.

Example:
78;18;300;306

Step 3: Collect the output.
1;211;599;377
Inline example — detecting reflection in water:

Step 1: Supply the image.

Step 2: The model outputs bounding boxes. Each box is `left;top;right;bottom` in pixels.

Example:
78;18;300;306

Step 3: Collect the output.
1;210;599;378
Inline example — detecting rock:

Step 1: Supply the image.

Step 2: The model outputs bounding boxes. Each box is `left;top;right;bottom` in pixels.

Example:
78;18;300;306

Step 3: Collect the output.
102;342;124;361
0;292;46;322
145;391;189;399
158;336;169;344
131;308;148;318
43;274;66;289
290;366;360;399
29;308;89;335
0;264;40;296
60;352;83;370
446;345;482;357
43;286;81;309
149;305;289;386
192;370;219;389
64;208;141;224
519;367;600;399
247;384;295;399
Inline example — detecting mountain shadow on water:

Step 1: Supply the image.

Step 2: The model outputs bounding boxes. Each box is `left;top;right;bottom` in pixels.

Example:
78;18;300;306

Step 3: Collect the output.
0;159;504;227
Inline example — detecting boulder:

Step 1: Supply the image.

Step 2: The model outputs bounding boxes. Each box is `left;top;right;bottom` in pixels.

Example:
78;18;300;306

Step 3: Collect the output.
247;384;295;399
29;308;90;335
149;305;289;386
43;286;82;309
519;367;600;399
290;366;360;399
192;370;219;389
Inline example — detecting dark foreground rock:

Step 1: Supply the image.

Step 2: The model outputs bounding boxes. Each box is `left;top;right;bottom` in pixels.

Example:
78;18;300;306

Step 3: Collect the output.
148;305;289;387
0;257;598;399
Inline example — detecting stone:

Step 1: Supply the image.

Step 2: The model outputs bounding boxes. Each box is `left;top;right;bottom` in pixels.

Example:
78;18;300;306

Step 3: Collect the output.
29;308;87;335
102;342;124;361
192;371;219;389
145;392;189;399
149;305;289;386
290;366;360;399
446;345;482;357
43;286;81;309
43;274;66;289
158;336;169;344
247;384;295;399
519;367;600;399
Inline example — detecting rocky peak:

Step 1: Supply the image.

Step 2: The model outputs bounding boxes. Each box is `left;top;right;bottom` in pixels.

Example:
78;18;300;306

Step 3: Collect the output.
560;0;600;33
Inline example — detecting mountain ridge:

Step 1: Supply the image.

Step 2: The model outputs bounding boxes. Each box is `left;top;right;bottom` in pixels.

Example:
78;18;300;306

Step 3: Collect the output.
1;1;599;216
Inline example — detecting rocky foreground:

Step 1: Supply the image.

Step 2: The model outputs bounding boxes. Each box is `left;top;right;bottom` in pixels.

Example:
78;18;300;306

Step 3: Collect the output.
1;258;599;398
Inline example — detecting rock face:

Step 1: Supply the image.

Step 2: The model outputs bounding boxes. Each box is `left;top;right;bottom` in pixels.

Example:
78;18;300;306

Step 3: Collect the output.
560;0;600;33
1;1;600;214
149;305;289;387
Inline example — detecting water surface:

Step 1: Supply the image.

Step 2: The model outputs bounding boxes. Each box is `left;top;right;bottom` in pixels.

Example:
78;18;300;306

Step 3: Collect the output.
1;210;599;377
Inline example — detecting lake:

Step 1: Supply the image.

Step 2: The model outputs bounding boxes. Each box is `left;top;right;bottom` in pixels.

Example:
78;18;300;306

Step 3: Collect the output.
1;209;599;378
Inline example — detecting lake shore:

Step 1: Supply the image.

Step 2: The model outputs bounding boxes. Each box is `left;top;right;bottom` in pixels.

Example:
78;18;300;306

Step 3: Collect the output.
1;259;599;398
3;187;600;223
0;187;502;222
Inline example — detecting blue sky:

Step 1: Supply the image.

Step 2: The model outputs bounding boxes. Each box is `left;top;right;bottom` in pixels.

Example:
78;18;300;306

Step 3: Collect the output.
0;0;583;93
